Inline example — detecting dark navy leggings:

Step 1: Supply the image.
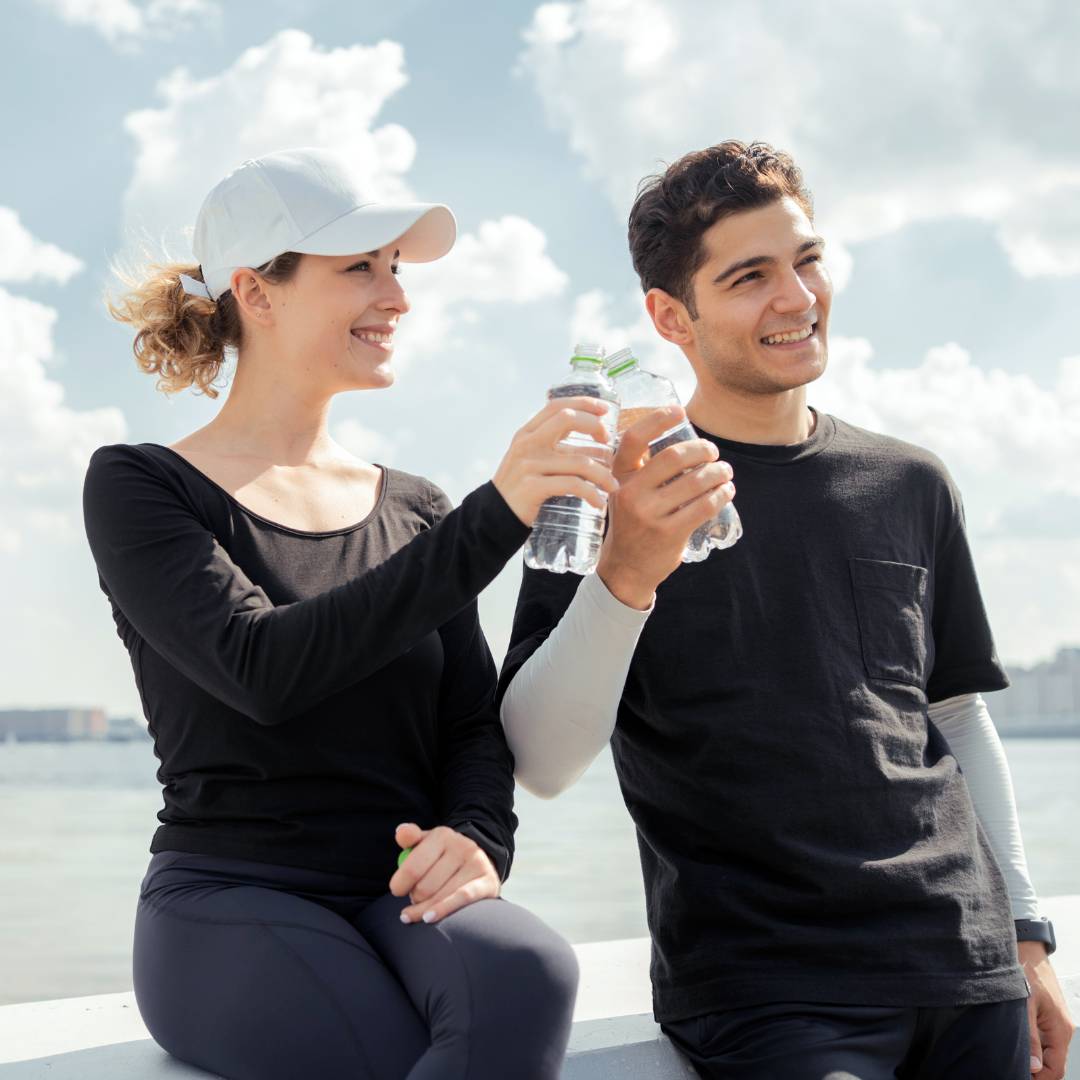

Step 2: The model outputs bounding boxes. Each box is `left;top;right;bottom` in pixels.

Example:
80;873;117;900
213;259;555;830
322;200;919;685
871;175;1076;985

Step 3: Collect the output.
133;851;580;1079
662;995;1031;1079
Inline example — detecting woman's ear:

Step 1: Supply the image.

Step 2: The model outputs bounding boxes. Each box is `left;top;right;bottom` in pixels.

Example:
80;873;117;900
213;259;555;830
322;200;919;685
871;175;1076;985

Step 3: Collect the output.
231;269;273;324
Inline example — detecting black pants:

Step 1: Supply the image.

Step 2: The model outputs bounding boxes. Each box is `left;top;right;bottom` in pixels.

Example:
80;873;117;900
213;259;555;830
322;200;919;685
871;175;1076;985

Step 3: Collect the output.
662;997;1030;1080
133;851;579;1080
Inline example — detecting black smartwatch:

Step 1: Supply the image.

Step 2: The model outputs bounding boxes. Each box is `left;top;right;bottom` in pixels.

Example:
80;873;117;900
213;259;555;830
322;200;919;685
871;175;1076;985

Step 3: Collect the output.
1015;918;1056;956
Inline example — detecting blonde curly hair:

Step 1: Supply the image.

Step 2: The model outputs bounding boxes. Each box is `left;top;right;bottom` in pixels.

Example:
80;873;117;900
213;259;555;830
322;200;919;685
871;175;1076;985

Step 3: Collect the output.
106;252;303;398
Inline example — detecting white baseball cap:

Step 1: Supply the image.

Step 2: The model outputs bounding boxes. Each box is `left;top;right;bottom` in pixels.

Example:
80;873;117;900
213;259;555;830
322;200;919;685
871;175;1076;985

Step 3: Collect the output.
180;147;457;301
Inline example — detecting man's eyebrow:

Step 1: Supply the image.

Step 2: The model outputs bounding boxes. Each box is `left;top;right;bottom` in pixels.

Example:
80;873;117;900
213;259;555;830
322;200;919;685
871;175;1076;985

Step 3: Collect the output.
712;236;826;285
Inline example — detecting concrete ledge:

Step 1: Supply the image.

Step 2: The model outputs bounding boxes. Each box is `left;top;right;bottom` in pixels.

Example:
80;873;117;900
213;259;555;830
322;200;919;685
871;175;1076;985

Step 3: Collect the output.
3;897;1079;1079
564;1015;697;1078
5;985;1080;1078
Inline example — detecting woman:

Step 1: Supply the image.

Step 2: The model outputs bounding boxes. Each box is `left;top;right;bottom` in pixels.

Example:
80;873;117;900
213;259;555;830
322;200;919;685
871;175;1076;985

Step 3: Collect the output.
83;147;617;1079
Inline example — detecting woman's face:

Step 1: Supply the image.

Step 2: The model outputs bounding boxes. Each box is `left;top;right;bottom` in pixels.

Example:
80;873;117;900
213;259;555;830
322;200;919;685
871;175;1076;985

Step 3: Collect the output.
259;246;410;395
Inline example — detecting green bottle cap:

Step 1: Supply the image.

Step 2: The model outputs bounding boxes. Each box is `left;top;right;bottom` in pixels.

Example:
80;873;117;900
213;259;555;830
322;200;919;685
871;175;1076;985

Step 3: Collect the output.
606;347;638;378
397;847;412;868
571;342;605;366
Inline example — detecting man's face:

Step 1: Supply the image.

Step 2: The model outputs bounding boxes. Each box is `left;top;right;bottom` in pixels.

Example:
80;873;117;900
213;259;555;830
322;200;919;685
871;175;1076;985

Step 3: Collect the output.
683;196;832;396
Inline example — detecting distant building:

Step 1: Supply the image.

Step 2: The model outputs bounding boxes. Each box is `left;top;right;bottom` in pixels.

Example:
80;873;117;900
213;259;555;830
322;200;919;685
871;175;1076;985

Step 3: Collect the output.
0;708;109;742
987;647;1080;736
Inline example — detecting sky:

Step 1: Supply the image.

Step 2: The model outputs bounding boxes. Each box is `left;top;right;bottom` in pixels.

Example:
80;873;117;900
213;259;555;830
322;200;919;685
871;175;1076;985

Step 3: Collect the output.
2;0;1079;719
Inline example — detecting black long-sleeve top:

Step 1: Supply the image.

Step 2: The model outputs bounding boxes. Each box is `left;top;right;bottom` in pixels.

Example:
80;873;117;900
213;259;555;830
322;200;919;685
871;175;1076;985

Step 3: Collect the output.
82;443;530;892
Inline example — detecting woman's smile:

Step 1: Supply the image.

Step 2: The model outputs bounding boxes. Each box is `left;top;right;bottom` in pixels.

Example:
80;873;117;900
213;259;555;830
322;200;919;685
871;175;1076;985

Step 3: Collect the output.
350;324;396;351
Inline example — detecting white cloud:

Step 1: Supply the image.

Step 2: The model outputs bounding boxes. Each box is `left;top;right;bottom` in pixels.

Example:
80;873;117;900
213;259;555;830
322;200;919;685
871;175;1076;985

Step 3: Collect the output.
812;338;1080;509
0;286;126;552
997;177;1080;278
36;0;219;47
394;216;569;359
122;31;415;243
522;2;577;46
0;208;84;285
519;0;1080;280
450;217;569;304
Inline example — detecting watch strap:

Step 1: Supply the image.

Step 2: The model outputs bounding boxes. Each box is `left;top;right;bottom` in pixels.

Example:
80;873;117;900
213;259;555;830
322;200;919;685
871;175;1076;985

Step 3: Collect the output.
1015;917;1056;956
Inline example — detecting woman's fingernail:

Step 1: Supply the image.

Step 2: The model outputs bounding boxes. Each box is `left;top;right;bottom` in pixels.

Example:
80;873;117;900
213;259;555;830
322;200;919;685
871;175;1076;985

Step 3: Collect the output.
422;911;436;923
400;911;411;924
1030;1056;1042;1071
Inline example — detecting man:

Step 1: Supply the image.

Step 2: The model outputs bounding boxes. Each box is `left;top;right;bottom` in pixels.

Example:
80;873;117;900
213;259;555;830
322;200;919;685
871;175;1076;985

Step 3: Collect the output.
498;141;1074;1079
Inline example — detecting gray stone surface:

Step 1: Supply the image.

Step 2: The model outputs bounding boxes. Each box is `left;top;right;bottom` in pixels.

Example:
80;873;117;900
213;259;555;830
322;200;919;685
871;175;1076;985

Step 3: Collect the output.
0;1042;213;1079
564;1014;697;1077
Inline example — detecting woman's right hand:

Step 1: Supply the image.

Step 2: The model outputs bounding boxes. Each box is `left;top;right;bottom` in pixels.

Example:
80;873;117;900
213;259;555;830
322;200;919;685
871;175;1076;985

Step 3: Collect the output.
492;397;619;527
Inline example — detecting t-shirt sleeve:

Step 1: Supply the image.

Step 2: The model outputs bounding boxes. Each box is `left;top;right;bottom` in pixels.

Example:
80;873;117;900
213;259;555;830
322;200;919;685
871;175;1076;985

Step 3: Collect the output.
925;473;1009;703
82;445;531;726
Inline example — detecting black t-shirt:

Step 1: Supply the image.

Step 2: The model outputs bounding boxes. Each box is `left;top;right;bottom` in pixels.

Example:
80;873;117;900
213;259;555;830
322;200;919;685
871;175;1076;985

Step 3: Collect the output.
498;411;1026;1022
83;443;531;893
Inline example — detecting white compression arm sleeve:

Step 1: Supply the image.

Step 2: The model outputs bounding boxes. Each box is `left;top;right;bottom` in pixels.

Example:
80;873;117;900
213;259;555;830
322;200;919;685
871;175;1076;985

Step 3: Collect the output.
499;571;652;798
929;692;1040;920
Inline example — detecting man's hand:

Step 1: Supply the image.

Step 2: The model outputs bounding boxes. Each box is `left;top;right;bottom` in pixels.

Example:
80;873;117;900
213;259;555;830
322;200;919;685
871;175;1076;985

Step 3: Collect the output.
389;822;500;925
597;405;735;609
1020;941;1076;1077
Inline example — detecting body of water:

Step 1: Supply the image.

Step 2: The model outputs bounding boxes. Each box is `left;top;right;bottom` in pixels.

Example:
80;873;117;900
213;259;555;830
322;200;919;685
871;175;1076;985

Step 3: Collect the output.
1;737;1077;1006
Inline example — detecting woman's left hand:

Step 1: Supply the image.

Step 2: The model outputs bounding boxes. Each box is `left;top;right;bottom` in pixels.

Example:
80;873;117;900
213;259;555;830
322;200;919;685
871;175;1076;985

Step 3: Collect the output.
389;822;500;925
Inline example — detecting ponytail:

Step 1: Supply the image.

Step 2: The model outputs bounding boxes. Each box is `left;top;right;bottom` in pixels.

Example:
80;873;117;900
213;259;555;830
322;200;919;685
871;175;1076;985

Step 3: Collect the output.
106;252;303;398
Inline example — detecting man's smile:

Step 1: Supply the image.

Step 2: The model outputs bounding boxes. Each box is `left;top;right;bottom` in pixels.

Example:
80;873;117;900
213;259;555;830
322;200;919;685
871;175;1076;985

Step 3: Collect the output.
760;322;819;348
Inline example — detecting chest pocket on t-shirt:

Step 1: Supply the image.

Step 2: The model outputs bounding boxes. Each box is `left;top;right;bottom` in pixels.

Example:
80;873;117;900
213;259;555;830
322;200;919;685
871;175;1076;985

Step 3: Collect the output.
849;558;929;687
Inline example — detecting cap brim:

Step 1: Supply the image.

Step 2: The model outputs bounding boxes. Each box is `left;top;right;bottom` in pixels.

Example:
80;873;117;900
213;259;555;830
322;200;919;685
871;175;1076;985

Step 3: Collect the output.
291;203;456;263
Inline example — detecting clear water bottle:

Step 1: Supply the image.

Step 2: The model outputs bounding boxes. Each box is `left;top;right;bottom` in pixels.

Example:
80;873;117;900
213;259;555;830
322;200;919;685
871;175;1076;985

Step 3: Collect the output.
606;347;742;561
523;344;619;575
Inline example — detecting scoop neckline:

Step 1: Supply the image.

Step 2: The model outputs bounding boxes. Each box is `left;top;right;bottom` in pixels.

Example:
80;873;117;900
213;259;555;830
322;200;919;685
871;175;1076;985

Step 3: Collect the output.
144;443;390;538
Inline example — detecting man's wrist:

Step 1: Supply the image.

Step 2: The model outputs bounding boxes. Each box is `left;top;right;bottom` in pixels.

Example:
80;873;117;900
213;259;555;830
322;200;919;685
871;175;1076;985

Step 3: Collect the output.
1018;940;1049;965
596;557;656;611
1015;917;1056;956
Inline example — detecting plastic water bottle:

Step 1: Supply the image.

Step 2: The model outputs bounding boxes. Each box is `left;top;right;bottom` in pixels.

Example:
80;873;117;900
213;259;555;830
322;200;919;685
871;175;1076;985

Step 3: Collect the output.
523;344;619;575
606;348;742;561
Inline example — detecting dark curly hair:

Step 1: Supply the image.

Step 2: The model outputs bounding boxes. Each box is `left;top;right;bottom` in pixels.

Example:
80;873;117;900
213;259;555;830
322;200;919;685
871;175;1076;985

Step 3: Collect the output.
628;140;813;319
